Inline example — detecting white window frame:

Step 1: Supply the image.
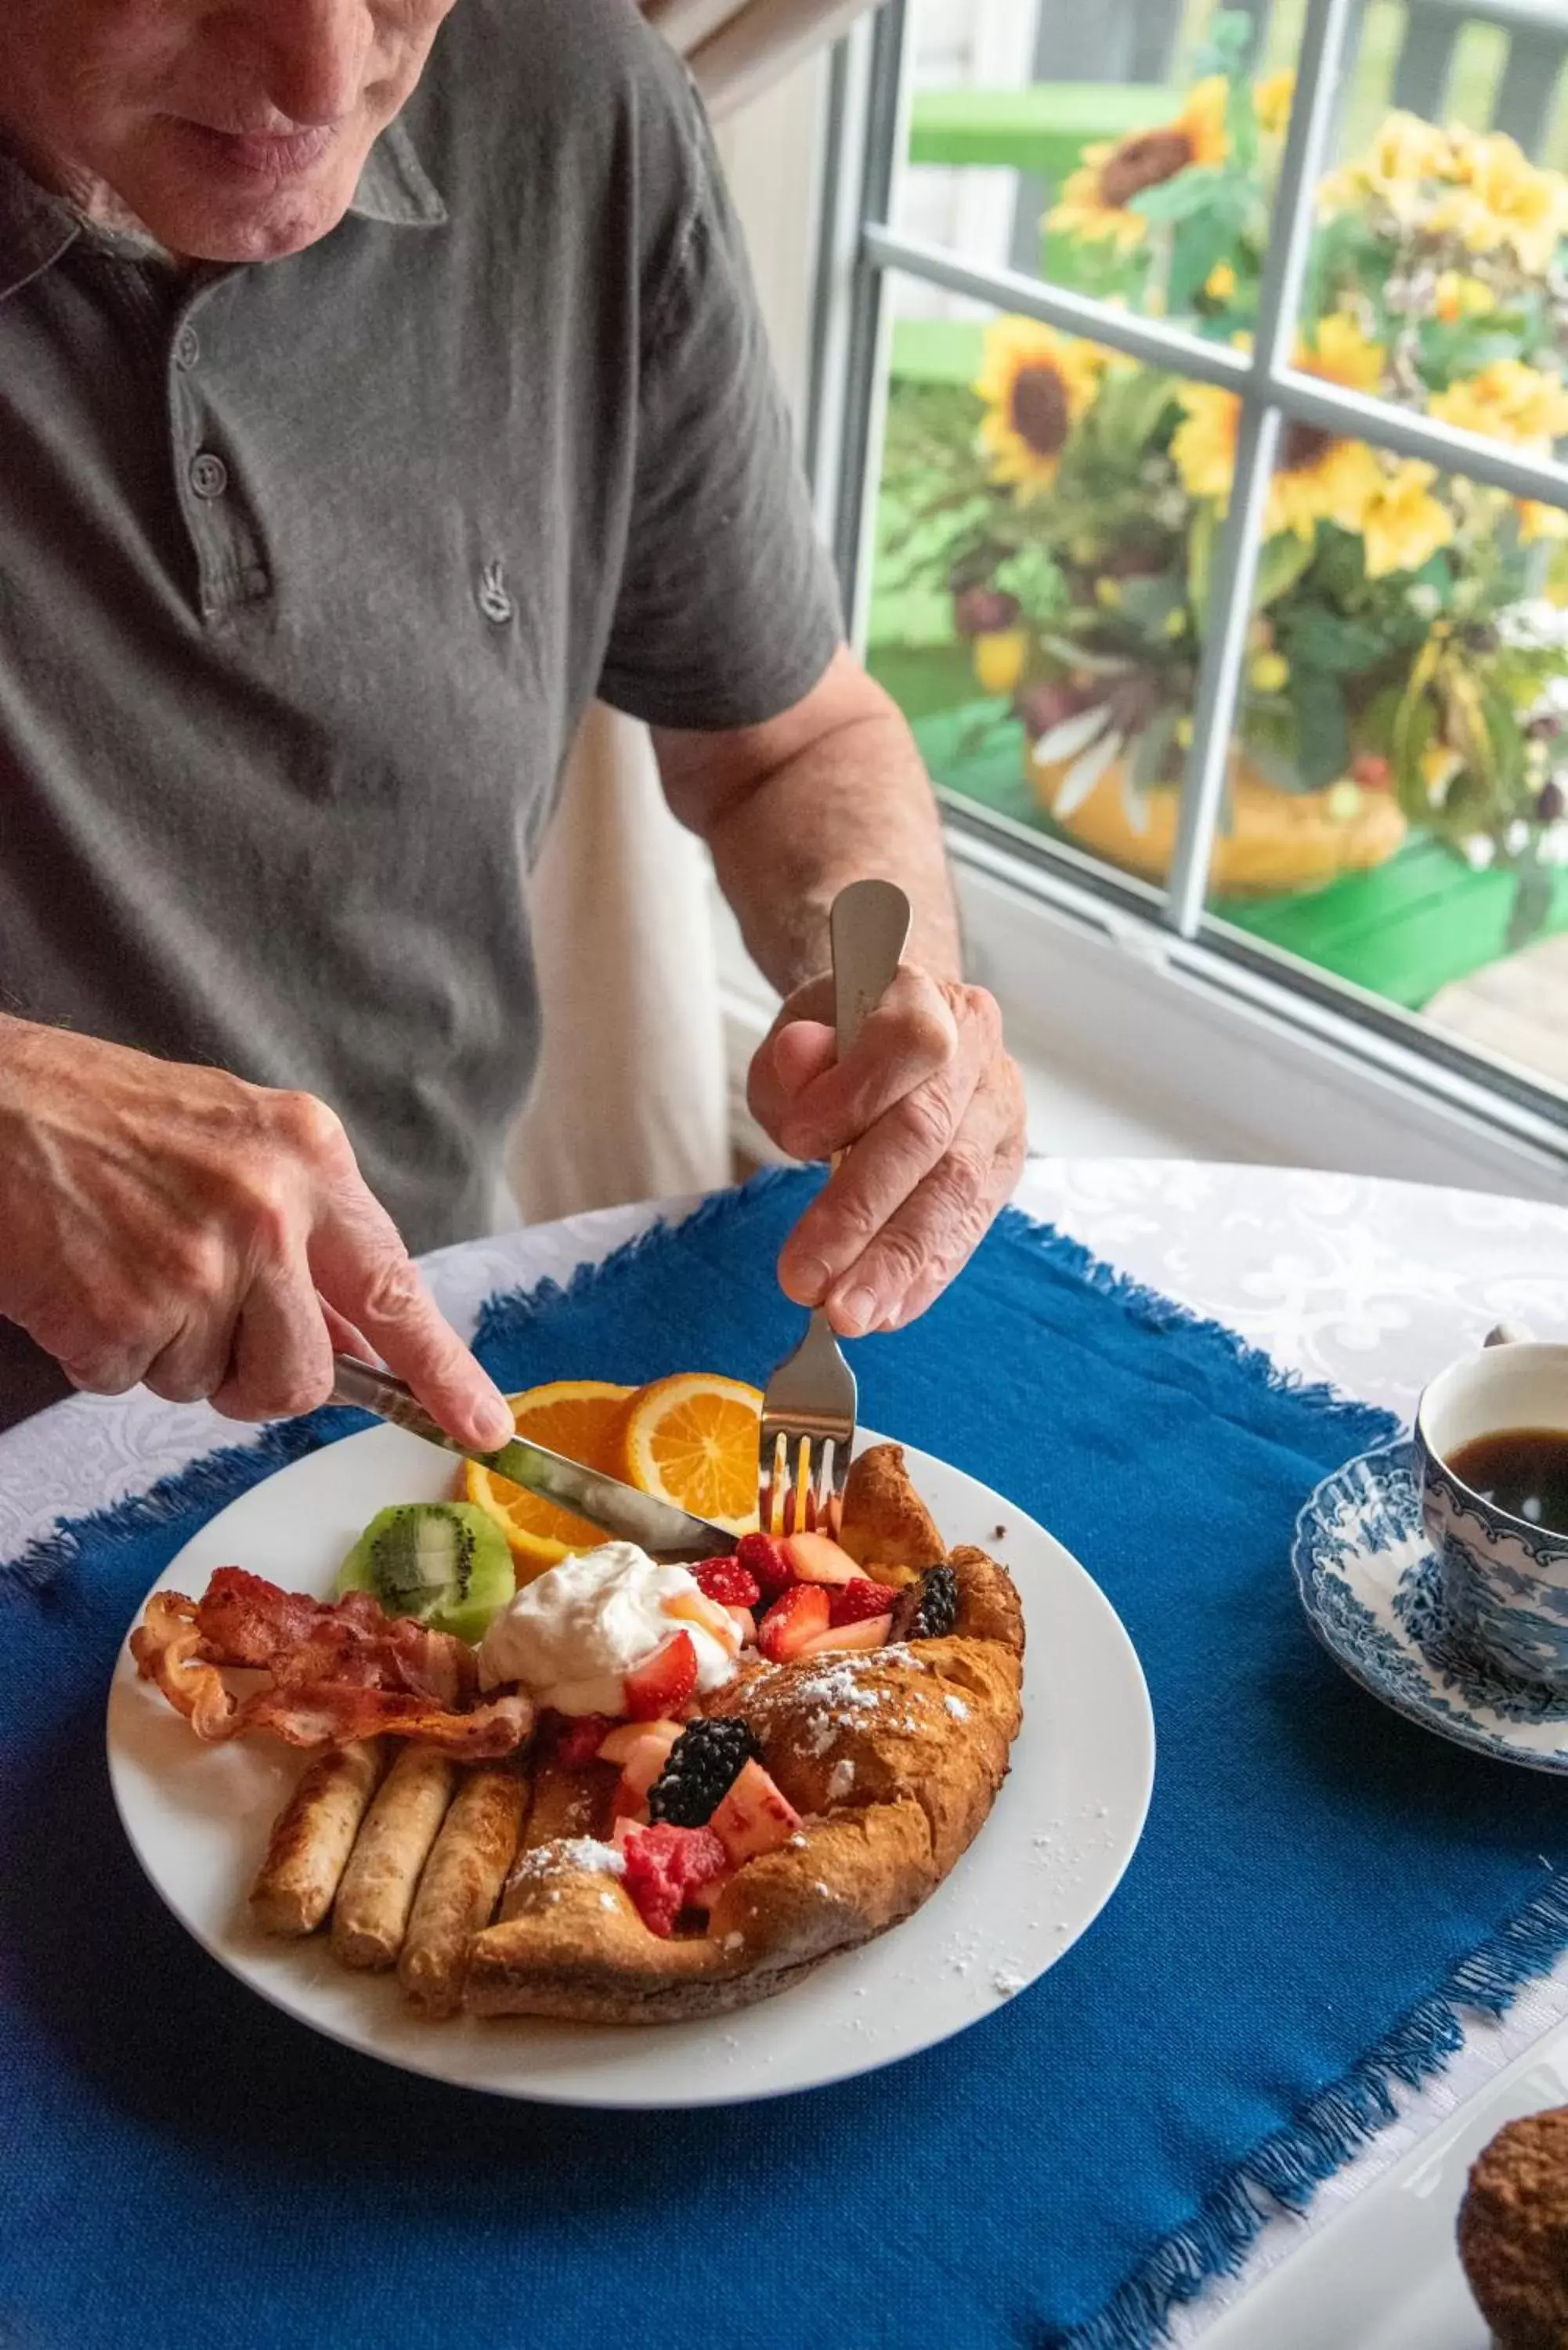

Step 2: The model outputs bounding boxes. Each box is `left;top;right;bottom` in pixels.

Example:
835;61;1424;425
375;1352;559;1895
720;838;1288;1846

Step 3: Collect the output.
807;0;1568;1188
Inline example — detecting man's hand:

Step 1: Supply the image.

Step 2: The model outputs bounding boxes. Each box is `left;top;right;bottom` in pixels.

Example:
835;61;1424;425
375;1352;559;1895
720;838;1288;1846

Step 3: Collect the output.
746;967;1027;1335
0;1020;516;1447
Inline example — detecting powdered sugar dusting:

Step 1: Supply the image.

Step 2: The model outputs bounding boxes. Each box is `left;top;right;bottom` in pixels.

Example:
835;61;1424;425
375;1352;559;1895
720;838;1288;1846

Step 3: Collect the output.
944;1694;970;1721
508;1836;626;1886
826;1758;856;1801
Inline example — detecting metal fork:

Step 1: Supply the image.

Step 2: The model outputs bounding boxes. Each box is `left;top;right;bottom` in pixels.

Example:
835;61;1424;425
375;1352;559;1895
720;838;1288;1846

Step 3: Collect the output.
759;877;912;1537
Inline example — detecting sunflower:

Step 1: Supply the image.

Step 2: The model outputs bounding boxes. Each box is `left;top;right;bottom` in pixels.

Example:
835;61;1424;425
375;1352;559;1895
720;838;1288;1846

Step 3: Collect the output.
1172;319;1389;541
1433;132;1568;275
975;318;1105;497
1429;360;1568;447
1050;77;1229;253
1358;460;1454;578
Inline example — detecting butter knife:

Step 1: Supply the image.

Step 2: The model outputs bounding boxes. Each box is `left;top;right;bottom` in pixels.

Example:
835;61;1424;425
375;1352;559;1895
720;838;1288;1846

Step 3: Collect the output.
328;1354;736;1563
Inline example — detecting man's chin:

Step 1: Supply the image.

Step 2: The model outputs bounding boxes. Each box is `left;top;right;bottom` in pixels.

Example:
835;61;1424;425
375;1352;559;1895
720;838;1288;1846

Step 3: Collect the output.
120;143;365;262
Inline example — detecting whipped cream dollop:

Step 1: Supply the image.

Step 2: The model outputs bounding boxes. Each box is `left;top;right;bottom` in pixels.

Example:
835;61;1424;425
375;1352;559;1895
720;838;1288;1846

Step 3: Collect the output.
476;1540;740;1715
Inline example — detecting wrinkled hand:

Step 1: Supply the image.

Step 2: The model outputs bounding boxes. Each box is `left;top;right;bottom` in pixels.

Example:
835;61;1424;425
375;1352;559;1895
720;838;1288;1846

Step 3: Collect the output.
0;1021;515;1446
747;968;1027;1335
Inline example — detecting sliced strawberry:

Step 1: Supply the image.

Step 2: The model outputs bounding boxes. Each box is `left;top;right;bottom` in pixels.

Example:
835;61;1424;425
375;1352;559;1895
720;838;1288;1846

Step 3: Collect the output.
829;1577;898;1628
757;1582;831;1662
710;1759;802;1865
692;1556;762;1607
795;1613;892;1658
782;1531;860;1587
735;1531;795;1600
620;1821;730;1937
623;1630;698;1721
596;1717;684;1766
541;1711;619;1770
605;1719;685;1820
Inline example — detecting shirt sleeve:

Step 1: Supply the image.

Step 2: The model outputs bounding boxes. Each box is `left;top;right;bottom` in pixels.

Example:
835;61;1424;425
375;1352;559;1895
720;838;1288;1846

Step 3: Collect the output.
596;81;844;732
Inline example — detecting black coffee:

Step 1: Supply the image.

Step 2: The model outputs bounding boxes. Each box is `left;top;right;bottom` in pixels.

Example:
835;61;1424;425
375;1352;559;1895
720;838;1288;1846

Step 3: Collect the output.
1446;1428;1568;1537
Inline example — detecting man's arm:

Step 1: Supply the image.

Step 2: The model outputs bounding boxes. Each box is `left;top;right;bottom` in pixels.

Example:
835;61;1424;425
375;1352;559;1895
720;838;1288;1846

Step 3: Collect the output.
656;646;1028;1340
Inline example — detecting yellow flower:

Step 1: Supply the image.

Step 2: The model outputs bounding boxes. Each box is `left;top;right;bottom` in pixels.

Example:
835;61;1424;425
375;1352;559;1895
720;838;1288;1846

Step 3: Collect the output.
1204;260;1238;303
1433;131;1568;274
1433;271;1495;324
1301;314;1387;396
1171;381;1241;502
973;629;1029;697
1519;499;1568;546
1254;72;1295;139
1421;739;1463;803
1249;651;1291;694
1319;111;1456;227
1050;77;1229;252
975;318;1105;497
1359;460;1455;579
1269;437;1383;544
1429;360;1568;447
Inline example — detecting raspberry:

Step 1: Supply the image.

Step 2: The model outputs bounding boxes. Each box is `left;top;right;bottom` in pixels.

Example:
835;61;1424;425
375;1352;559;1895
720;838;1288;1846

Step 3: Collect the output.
693;1557;763;1607
620;1821;729;1938
828;1578;896;1629
736;1531;794;1600
542;1712;617;1770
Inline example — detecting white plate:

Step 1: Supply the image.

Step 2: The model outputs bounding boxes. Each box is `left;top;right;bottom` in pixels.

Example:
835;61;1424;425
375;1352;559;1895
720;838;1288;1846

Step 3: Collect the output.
106;1424;1154;2109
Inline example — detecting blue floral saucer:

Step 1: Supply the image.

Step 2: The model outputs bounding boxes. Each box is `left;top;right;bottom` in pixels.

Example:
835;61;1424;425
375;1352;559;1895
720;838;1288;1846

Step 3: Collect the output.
1292;1440;1568;1773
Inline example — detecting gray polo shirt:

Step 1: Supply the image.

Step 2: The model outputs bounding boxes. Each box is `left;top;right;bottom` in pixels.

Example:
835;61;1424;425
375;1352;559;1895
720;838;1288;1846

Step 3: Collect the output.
0;0;842;1424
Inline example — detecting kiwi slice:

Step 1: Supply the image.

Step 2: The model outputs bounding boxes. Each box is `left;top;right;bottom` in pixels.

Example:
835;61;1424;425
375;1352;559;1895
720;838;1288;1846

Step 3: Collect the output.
337;1502;515;1644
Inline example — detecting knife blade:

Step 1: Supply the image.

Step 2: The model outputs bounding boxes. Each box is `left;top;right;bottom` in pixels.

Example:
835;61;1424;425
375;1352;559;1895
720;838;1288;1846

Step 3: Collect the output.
327;1354;737;1562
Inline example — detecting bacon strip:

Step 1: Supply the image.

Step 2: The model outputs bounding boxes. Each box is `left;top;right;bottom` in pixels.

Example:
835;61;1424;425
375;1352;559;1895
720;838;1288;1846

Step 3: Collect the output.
130;1575;532;1756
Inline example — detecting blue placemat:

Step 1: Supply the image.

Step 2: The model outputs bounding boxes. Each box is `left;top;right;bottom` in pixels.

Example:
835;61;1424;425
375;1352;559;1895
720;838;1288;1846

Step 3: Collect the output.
3;1169;1566;2350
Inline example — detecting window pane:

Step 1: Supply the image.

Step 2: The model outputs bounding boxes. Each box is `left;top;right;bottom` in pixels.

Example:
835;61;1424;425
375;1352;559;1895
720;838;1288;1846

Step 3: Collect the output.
870;277;1212;891
893;0;1290;322
1200;428;1568;1103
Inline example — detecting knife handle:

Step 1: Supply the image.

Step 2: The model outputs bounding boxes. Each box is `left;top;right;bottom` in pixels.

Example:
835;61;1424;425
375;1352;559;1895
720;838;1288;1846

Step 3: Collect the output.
330;1354;465;1454
829;878;913;1061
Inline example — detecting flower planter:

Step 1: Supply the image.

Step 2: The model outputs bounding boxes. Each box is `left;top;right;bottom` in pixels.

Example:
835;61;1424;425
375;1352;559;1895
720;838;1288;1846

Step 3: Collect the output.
1027;742;1407;896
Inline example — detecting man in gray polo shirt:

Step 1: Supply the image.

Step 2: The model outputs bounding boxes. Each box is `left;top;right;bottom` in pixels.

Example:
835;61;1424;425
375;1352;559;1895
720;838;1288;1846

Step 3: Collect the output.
0;0;1025;1444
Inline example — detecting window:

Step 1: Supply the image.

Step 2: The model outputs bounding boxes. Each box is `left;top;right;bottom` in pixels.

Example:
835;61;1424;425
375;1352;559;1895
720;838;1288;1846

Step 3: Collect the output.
808;0;1568;1155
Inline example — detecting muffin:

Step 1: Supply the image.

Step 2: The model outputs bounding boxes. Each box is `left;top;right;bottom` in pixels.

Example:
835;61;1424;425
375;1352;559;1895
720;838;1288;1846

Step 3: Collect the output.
1458;2107;1568;2348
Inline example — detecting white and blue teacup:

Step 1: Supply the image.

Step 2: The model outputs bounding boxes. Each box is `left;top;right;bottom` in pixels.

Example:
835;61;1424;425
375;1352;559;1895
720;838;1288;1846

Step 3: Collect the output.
1414;1340;1568;1690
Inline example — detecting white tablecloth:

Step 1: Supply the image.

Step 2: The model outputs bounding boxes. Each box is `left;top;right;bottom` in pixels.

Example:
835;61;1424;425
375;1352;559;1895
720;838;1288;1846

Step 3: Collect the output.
5;1159;1568;2334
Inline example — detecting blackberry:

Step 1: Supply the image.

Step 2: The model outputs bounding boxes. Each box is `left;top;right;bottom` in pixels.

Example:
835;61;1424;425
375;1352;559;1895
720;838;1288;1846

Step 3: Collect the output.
890;1564;959;1643
647;1718;761;1827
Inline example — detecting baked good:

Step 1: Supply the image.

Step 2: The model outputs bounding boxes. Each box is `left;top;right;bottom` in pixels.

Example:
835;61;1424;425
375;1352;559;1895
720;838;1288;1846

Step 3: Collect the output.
463;1444;1024;2022
1458;2107;1568;2349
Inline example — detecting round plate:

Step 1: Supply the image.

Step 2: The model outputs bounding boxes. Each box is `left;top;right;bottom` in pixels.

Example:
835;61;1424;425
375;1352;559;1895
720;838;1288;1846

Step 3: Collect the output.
1292;1438;1568;1774
107;1424;1154;2106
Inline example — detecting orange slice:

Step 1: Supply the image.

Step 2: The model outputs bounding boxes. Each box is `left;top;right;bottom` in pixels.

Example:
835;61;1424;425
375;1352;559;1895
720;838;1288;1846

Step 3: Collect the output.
617;1372;763;1536
462;1378;634;1582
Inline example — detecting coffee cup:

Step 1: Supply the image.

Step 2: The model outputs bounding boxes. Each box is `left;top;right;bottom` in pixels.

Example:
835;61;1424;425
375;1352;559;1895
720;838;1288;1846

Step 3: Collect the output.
1413;1340;1568;1690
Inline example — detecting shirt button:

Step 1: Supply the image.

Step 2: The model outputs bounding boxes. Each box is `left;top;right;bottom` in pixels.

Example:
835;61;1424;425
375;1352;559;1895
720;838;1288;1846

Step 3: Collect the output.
175;323;201;370
190;451;229;501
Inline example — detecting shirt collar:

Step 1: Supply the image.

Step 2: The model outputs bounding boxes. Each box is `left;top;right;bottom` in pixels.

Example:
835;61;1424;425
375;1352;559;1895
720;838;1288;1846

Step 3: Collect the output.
0;114;446;303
